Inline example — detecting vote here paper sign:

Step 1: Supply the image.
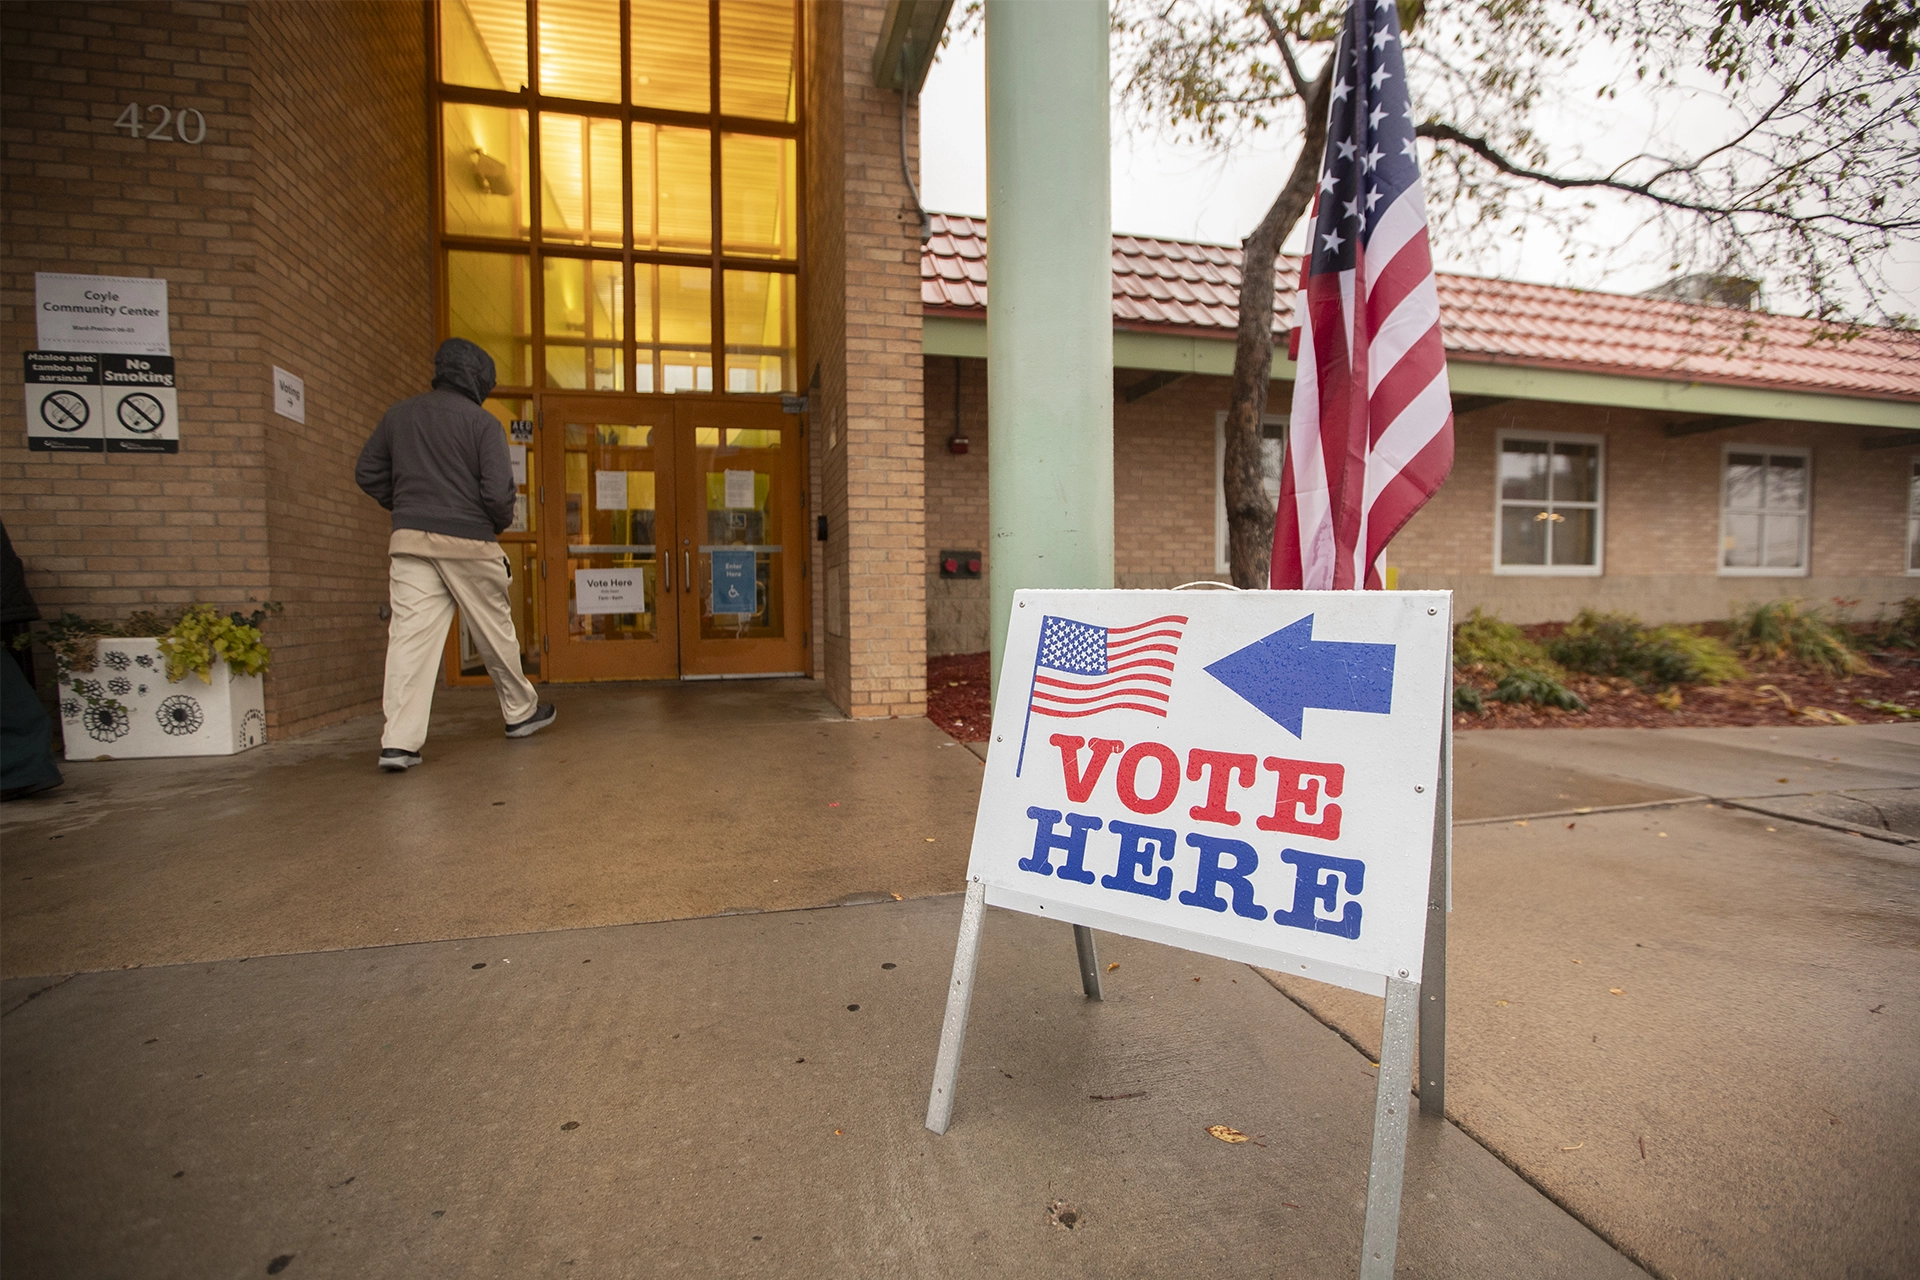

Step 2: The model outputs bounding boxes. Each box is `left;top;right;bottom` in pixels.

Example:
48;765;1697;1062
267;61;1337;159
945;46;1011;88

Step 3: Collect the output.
968;590;1451;997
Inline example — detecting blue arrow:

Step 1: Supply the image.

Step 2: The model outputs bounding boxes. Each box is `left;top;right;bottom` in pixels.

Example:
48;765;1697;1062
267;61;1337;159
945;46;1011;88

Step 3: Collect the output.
1204;614;1395;737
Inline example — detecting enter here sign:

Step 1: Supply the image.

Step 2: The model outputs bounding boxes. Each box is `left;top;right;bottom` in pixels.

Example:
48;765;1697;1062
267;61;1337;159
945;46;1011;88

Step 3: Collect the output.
968;590;1450;996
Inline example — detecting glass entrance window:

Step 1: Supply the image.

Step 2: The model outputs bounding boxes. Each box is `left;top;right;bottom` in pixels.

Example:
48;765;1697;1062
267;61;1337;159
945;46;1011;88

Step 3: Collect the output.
564;422;662;641
693;423;785;639
436;1;801;397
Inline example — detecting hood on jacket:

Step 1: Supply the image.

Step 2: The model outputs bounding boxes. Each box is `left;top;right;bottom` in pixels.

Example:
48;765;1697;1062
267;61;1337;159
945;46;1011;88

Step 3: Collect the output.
431;337;497;406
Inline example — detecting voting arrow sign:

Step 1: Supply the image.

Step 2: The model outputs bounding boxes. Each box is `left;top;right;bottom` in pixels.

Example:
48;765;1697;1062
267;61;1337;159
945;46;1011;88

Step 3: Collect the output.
1203;613;1395;737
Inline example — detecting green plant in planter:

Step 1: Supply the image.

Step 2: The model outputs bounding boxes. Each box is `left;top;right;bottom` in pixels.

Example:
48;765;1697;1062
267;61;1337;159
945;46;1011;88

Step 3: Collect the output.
158;603;282;683
12;603;281;681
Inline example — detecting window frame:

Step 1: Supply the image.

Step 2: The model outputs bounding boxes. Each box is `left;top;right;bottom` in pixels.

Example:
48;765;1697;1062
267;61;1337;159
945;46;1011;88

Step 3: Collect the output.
429;0;804;399
1906;456;1919;577
1214;411;1288;575
1491;428;1606;577
1717;443;1812;578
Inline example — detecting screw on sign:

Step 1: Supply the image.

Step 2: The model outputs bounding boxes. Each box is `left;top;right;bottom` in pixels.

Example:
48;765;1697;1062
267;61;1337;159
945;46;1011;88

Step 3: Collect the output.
40;390;91;432
116;392;166;434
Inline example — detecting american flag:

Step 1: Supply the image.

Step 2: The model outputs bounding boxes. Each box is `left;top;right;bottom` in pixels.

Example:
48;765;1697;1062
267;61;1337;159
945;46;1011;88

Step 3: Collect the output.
1015;614;1188;775
1271;0;1453;590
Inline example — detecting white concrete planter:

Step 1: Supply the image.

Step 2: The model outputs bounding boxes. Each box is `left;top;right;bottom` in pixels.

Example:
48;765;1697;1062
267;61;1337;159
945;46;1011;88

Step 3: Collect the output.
57;639;266;759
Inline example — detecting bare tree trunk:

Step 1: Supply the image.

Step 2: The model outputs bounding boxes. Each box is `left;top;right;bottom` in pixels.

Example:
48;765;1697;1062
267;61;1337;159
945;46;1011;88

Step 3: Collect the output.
1223;66;1332;588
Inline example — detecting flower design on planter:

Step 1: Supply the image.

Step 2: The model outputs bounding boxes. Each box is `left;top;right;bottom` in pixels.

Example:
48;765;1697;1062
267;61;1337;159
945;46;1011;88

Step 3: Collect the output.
60;698;80;720
70;677;102;698
103;650;132;671
83;701;131;742
239;708;266;749
137;684;149;696
156;695;205;737
134;653;154;669
108;677;132;696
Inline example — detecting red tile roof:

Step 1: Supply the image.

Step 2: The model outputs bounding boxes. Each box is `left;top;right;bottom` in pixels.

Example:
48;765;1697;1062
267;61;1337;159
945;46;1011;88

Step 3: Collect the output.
921;213;1920;403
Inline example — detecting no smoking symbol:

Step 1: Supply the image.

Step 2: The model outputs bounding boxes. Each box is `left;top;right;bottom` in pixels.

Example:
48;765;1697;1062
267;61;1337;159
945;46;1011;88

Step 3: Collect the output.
40;391;90;433
117;392;166;434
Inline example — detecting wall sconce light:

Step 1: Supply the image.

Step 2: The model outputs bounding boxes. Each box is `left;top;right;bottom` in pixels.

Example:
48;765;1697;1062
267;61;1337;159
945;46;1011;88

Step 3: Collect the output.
471;148;513;197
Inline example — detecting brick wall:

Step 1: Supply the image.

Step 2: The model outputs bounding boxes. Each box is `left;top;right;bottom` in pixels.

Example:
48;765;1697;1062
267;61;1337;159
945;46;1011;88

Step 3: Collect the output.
1393;402;1918;622
1;2;268;640
803;0;926;715
250;1;432;736
923;352;1917;650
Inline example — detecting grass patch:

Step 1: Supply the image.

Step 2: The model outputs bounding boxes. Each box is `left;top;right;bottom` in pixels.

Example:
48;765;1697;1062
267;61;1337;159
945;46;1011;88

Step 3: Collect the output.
1727;600;1873;676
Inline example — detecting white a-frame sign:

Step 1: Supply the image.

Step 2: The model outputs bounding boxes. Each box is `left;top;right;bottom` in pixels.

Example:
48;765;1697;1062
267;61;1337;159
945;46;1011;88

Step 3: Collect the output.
926;588;1453;1280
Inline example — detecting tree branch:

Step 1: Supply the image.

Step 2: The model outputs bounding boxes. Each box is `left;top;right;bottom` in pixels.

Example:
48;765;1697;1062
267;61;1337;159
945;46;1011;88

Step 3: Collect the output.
1252;0;1309;98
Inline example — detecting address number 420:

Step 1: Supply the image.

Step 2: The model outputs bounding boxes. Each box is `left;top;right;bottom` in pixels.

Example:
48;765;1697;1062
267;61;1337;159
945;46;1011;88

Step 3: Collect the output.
114;103;207;144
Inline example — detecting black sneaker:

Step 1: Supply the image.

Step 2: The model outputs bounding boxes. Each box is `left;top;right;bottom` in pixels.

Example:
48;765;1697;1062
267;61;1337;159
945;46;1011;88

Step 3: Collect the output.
378;747;422;771
505;703;557;739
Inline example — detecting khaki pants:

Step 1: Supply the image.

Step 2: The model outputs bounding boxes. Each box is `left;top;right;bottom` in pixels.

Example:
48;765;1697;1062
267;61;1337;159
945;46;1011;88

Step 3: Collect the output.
382;553;538;751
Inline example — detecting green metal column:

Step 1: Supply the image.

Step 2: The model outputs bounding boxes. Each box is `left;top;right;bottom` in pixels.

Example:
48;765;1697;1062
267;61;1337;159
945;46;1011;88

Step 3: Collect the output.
985;0;1114;693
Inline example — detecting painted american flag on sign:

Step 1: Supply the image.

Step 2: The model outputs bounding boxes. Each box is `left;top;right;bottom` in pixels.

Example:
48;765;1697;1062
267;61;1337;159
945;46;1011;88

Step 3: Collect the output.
1272;0;1453;590
1015;614;1188;775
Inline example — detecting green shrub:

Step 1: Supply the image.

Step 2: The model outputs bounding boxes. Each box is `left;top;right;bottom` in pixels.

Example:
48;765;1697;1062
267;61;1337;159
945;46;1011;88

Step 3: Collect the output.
1454;609;1563;680
1544;609;1745;688
1872;597;1920;650
1648;626;1746;684
1726;600;1871;676
1490;668;1588;712
1453;684;1486;715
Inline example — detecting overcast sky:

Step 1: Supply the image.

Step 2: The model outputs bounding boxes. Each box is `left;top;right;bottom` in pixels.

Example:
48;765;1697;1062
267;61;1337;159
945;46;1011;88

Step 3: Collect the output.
918;26;1920;314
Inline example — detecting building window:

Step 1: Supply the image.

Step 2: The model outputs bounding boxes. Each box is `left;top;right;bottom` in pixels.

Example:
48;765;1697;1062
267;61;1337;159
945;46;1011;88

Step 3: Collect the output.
434;0;800;397
1907;459;1919;575
1720;446;1809;576
1494;431;1603;574
1215;414;1287;574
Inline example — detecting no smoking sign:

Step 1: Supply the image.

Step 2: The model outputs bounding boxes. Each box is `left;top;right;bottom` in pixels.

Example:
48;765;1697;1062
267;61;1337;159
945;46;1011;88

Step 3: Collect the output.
23;351;180;454
101;354;177;453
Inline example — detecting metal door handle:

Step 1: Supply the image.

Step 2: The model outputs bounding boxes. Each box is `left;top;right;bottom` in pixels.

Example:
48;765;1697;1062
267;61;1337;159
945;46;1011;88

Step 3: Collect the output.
684;550;691;592
663;549;671;592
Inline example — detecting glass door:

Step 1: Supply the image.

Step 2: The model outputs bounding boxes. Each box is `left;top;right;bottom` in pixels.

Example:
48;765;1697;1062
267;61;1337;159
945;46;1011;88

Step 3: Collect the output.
539;396;681;681
672;398;807;678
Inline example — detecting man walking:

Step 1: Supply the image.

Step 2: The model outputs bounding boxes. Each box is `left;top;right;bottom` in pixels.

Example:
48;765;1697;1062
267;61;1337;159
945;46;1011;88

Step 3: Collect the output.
356;338;554;771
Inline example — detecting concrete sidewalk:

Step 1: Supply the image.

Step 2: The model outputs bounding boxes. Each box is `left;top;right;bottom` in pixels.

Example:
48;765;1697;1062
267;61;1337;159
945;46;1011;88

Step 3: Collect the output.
3;691;1915;1277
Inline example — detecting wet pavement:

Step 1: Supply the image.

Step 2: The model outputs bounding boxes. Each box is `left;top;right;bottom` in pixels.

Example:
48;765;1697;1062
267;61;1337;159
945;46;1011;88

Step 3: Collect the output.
3;689;1915;1278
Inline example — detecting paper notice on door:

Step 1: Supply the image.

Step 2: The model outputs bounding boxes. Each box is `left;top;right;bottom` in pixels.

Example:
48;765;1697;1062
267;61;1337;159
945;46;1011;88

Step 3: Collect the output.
724;468;756;509
509;444;527;486
508;494;528;533
575;568;648;615
595;469;628;511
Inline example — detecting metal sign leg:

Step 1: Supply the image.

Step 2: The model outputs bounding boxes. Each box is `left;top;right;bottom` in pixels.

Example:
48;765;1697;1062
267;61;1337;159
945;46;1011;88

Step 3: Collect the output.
1420;630;1453;1118
926;879;988;1135
1359;976;1419;1280
1073;923;1104;1000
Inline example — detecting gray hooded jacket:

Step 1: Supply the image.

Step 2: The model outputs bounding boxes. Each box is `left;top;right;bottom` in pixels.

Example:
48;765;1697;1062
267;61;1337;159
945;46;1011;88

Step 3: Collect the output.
356;339;515;542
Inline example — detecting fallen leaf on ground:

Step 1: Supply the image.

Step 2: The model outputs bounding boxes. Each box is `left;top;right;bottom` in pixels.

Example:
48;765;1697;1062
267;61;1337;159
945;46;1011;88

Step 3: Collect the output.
1609;988;1625;995
890;893;902;901
834;1129;843;1136
1282;1201;1301;1209
1105;961;1119;972
1560;1142;1584;1151
924;837;936;842
1495;999;1510;1006
1207;1125;1250;1144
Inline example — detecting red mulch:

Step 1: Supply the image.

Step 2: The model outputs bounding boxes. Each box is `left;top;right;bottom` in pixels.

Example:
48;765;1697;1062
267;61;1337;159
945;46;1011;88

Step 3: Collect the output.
927;651;994;742
925;649;1920;742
